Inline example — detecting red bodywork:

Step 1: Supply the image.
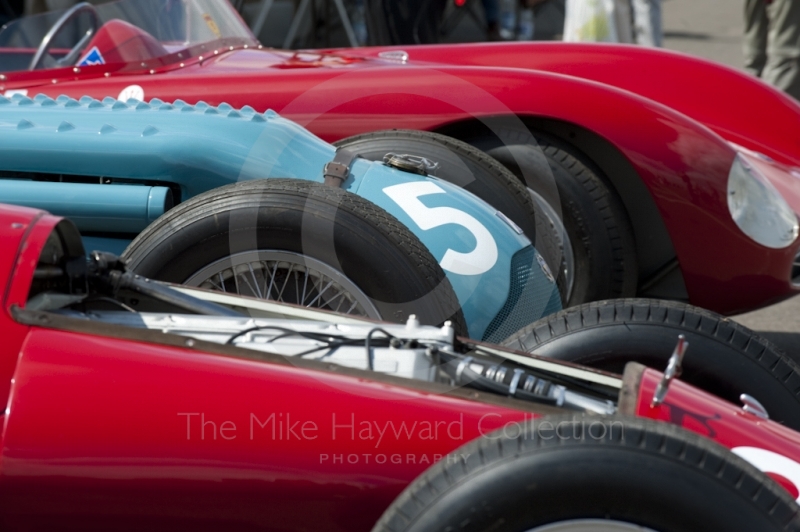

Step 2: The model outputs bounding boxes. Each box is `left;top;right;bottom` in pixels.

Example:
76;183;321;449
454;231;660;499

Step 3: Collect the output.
2;33;800;315
1;205;800;530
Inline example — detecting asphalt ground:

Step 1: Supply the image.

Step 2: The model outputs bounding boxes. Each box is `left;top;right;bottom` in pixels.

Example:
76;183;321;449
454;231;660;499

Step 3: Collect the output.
663;0;745;69
662;0;800;359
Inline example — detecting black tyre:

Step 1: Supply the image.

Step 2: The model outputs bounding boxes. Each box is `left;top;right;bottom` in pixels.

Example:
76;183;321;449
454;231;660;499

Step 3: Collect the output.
122;179;467;335
467;130;638;307
502;299;800;430
374;415;800;532
334;130;563;298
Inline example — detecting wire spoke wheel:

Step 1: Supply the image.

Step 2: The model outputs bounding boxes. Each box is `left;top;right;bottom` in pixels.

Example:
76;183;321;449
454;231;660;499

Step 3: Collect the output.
123;179;467;335
184;250;381;319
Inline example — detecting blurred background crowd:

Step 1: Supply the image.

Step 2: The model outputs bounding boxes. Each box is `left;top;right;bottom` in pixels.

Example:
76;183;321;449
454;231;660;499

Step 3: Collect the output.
0;0;797;99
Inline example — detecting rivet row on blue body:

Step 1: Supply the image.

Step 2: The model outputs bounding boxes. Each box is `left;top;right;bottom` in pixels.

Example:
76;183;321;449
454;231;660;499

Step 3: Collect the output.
57;121;75;132
1;94;276;137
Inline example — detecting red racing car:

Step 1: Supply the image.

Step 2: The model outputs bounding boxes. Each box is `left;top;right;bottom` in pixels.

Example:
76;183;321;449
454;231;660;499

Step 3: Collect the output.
2;203;800;531
1;0;798;314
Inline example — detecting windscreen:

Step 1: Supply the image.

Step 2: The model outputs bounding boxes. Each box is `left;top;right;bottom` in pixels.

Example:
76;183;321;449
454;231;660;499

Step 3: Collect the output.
0;0;256;50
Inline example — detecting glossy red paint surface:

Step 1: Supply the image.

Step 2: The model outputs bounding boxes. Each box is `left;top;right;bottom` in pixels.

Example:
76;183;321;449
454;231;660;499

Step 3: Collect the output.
0;206;59;415
637;367;800;499
0;329;532;531
402;42;800;168
3;39;799;314
79;19;168;65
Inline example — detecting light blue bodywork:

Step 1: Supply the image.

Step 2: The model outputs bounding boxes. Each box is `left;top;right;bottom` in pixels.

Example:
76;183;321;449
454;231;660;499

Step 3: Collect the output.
0;93;561;340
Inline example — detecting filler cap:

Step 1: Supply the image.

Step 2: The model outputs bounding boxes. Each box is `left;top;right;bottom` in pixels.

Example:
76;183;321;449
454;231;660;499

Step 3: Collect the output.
383;153;440;176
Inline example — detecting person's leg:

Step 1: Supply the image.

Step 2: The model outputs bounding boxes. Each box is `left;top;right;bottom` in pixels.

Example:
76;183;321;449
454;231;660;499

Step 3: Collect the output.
482;0;499;25
762;0;800;99
631;0;661;46
744;0;769;77
613;0;634;44
481;0;500;40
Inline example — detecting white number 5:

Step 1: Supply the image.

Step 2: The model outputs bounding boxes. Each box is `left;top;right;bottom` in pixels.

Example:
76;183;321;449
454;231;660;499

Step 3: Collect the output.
383;182;498;276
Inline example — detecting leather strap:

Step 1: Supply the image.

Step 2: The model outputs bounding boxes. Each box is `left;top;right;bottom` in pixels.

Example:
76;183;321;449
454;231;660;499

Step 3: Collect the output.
323;148;359;188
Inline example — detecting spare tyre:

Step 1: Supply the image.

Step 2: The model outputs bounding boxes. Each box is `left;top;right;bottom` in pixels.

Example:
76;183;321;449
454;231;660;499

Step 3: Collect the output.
373;415;800;532
122;179;467;334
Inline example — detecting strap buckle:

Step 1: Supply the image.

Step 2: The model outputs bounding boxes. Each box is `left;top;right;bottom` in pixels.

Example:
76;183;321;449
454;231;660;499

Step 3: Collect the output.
323;148;359;188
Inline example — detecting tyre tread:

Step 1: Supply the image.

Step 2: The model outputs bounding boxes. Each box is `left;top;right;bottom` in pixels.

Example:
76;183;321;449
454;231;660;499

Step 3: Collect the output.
503;298;800;404
373;415;800;532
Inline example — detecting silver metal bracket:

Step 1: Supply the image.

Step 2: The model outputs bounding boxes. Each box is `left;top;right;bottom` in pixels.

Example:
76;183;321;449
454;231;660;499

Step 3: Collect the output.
651;335;689;408
378;51;410;64
740;393;769;420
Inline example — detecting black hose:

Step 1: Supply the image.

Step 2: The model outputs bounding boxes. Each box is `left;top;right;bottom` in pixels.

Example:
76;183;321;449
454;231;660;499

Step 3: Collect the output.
365;327;396;370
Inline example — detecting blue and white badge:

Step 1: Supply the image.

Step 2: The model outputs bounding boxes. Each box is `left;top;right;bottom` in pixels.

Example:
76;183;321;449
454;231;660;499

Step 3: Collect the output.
78;47;105;67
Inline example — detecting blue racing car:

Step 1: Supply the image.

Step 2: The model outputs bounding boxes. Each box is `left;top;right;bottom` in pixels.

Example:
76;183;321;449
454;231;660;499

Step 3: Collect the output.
0;92;560;342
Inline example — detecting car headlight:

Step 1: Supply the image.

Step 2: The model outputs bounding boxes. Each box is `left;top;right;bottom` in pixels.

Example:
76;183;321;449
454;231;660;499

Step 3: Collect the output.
727;154;799;249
